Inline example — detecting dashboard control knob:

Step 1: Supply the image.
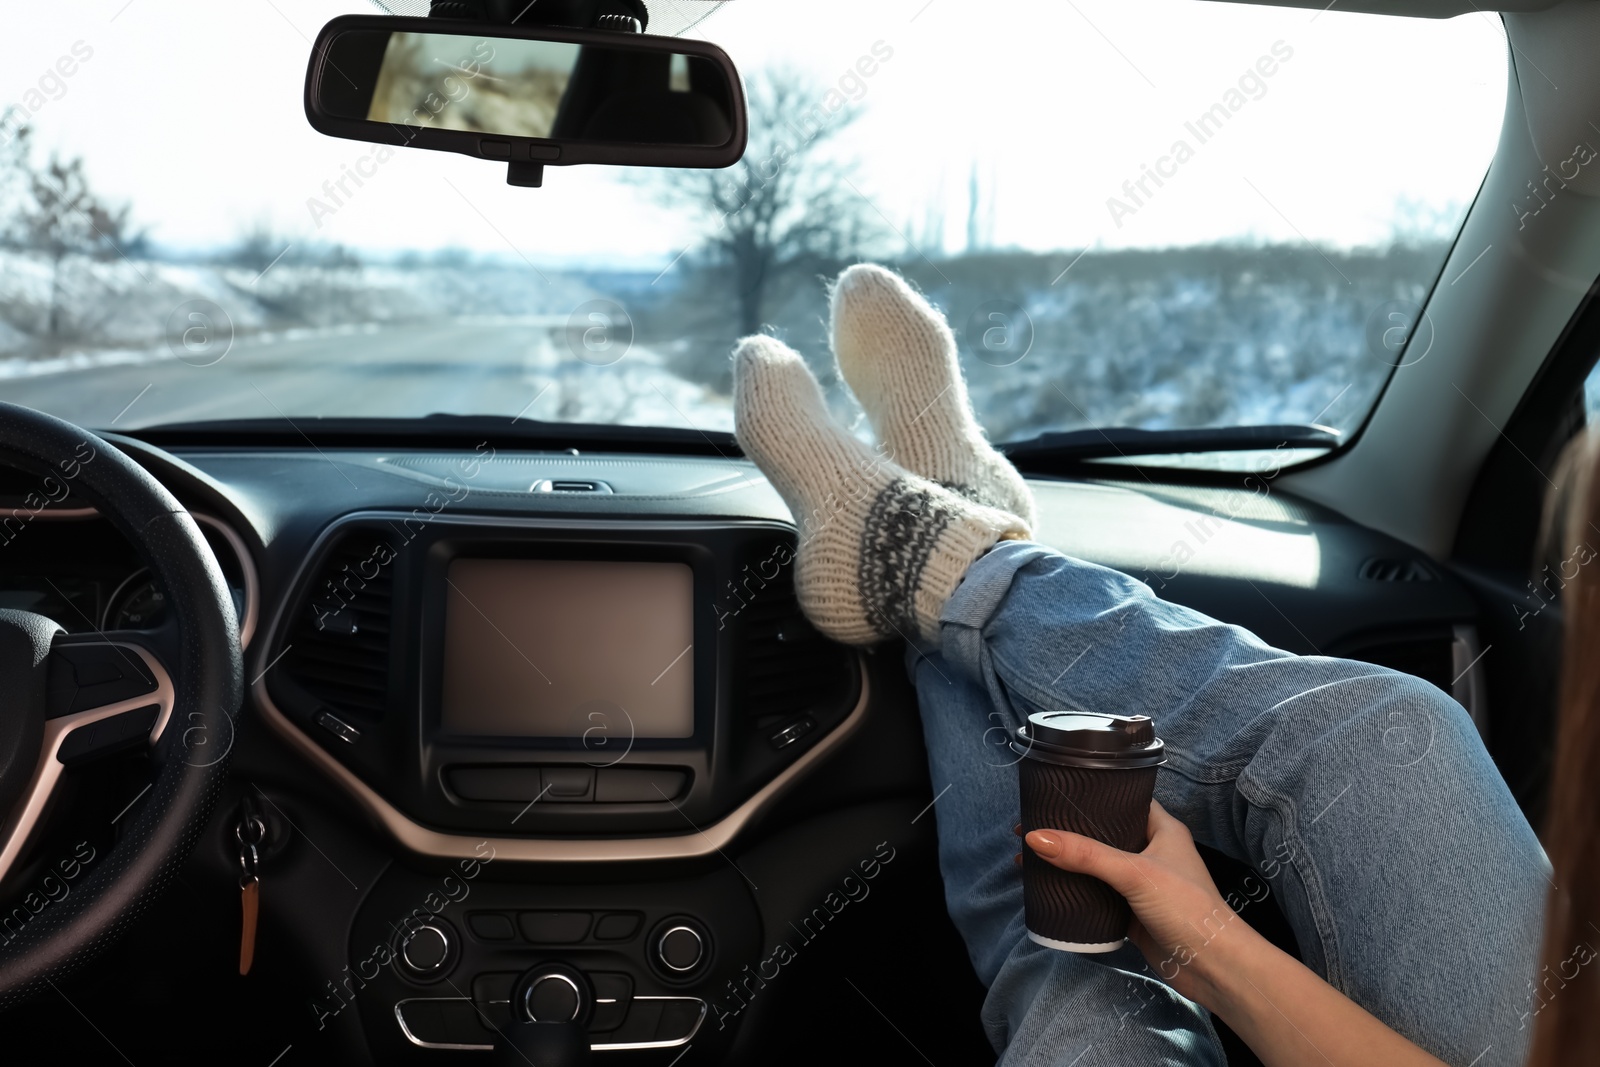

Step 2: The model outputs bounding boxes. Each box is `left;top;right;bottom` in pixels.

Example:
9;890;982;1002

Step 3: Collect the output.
399;923;454;976
517;965;591;1025
656;923;706;974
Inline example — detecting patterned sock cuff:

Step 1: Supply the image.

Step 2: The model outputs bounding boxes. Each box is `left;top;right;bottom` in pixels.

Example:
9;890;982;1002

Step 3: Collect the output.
857;477;1026;643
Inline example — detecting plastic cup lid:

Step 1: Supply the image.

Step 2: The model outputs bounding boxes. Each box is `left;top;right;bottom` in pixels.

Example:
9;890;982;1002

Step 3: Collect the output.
1012;711;1166;768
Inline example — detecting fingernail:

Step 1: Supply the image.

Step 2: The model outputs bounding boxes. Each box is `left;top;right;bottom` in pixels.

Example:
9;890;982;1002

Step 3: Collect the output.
1013;853;1022;867
1027;831;1060;858
1012;823;1022;837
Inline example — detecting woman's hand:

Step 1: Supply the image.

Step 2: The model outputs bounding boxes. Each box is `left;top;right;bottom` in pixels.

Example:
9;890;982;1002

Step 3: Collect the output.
1023;803;1450;1067
1023;800;1260;1007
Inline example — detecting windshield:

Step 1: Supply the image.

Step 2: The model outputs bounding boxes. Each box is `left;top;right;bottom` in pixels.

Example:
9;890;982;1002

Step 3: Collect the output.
2;1;1506;453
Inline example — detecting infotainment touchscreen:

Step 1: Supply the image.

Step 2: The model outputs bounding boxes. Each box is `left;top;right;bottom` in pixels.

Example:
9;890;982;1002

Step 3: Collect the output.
440;559;695;739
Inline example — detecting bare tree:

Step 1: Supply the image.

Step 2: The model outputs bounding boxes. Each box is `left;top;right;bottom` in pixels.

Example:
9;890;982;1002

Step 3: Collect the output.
0;110;34;242
221;221;362;290
19;152;138;338
646;68;886;339
223;218;289;272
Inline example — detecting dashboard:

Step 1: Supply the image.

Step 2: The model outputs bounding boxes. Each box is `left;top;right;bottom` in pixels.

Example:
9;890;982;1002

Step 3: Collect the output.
0;436;1493;1063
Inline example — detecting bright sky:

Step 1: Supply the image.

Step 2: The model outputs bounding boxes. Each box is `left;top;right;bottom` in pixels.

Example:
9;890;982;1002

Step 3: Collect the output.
2;0;1507;265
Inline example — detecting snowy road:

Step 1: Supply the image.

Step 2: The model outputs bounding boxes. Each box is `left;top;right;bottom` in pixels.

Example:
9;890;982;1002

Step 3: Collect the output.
0;318;734;432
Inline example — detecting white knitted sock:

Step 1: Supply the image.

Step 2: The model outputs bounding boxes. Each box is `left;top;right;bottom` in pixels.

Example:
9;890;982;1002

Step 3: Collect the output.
831;263;1036;529
733;334;1029;646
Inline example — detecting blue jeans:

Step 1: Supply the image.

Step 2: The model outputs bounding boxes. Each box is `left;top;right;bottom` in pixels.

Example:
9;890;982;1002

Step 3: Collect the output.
913;541;1547;1067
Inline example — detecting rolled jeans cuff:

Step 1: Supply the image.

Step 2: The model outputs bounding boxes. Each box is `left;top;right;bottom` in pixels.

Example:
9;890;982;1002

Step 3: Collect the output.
938;539;1058;678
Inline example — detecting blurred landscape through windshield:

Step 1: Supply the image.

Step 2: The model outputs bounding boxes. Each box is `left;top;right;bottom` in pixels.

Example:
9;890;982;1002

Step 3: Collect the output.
0;0;1507;458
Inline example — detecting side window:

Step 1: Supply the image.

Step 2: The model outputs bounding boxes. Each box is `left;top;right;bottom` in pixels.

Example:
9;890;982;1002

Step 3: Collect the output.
1585;359;1600;425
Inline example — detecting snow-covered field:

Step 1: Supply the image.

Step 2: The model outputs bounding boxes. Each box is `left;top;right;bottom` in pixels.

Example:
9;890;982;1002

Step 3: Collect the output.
0;251;599;358
0;244;1446;439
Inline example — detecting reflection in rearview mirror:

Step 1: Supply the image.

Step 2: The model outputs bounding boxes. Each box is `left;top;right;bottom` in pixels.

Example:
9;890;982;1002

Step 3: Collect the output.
368;34;578;139
346;30;733;146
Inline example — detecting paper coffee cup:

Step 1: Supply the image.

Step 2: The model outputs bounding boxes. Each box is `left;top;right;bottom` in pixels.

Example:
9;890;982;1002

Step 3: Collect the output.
1013;711;1165;952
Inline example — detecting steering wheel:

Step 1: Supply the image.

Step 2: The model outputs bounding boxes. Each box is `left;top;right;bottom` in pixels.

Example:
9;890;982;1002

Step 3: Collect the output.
0;403;242;1008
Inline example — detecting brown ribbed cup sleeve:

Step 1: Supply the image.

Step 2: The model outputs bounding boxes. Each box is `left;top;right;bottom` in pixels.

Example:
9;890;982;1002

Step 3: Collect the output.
1018;760;1158;946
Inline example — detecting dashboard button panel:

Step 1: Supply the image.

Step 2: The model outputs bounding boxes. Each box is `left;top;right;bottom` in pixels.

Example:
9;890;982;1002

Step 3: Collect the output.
467;913;515;941
395;994;707;1051
592;912;642;941
518;911;592;944
314;709;360;744
593;768;687;803
355;860;754;1058
541;766;594;802
446;764;692;805
770;717;815;750
446;766;542;801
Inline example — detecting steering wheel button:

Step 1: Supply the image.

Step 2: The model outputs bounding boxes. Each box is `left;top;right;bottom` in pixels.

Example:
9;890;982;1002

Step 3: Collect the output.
48;644;159;717
69;650;124;686
56;704;160;767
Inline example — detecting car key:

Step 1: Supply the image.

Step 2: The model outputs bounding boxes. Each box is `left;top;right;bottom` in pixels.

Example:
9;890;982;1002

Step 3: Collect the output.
236;813;266;976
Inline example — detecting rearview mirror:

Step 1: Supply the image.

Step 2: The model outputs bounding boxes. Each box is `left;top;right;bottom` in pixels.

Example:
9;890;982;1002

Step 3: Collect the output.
304;15;747;186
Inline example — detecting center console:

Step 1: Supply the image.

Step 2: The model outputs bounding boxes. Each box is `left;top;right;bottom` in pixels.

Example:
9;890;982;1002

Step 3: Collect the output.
258;512;860;1057
265;513;860;837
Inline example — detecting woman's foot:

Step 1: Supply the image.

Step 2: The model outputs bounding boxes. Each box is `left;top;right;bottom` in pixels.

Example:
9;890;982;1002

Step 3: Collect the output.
831;263;1036;528
733;334;1029;646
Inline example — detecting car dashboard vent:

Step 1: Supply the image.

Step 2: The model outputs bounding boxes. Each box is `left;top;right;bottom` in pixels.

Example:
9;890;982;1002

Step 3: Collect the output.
1338;625;1488;739
279;534;396;719
1346;636;1453;691
530;479;613;494
732;548;853;734
1359;557;1436;582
